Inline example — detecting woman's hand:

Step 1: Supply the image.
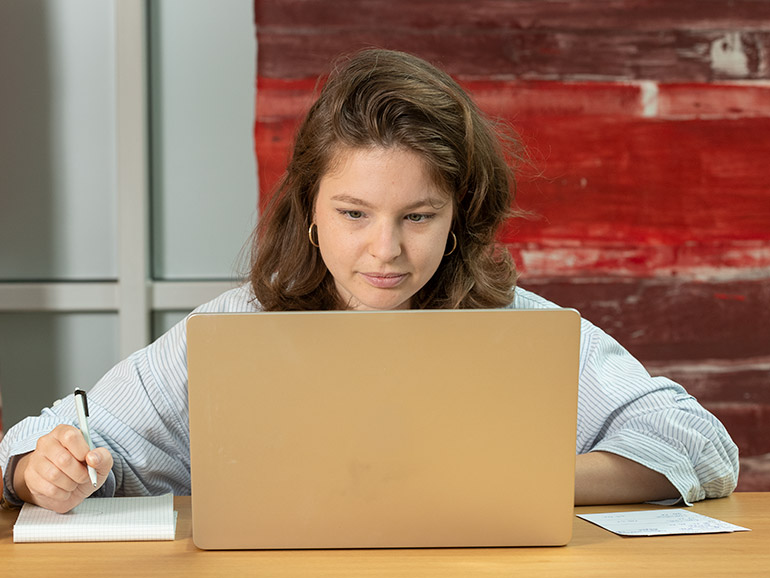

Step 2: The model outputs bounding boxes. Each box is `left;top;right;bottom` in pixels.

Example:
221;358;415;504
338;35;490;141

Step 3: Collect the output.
12;424;113;513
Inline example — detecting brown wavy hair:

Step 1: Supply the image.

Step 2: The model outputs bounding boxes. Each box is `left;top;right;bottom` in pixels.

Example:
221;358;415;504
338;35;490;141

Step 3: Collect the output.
250;48;523;310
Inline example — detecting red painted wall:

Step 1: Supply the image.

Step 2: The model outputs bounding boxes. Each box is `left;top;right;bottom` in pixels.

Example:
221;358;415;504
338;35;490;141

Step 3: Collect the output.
253;1;770;490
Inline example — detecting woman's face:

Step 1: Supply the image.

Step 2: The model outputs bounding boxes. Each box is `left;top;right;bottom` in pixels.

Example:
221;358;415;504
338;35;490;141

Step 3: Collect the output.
313;147;454;310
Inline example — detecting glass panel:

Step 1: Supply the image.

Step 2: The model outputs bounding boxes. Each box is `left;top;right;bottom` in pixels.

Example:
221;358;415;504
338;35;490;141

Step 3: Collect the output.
0;312;119;433
149;0;257;280
152;310;190;341
0;0;117;280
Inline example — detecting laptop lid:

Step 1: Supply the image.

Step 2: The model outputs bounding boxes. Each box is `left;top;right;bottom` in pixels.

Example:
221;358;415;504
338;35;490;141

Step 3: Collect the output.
187;308;580;549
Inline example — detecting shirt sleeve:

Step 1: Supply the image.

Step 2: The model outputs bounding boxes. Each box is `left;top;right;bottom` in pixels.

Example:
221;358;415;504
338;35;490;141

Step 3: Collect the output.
512;287;739;504
0;285;259;507
576;323;739;504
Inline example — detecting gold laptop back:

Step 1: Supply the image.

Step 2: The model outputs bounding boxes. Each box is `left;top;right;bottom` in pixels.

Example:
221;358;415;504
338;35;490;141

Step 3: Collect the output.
188;308;580;549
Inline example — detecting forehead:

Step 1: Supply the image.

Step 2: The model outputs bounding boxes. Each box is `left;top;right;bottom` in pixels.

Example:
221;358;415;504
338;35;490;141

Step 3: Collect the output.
319;146;450;201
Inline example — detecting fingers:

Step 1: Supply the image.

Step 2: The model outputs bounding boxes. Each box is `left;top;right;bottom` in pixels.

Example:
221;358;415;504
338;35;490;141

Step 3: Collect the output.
86;447;114;482
39;425;93;484
15;424;112;513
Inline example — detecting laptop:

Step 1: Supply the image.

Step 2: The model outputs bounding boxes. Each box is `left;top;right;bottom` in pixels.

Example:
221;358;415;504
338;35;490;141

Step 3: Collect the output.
187;308;580;549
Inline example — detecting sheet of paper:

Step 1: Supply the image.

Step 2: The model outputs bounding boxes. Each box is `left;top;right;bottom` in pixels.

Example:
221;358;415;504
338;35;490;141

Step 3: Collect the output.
577;509;751;537
13;493;176;543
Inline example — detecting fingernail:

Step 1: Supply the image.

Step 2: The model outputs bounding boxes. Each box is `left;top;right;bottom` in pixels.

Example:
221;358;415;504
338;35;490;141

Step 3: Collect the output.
90;452;101;466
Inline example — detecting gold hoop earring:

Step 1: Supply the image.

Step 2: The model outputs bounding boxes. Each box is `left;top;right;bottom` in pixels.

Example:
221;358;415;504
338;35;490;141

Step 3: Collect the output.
308;223;320;248
444;231;457;256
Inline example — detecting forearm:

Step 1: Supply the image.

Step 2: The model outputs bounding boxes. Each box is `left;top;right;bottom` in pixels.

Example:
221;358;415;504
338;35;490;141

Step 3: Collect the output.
575;451;679;505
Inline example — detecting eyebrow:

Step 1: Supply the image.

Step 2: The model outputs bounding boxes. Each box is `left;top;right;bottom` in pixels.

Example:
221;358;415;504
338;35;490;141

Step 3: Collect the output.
330;194;449;211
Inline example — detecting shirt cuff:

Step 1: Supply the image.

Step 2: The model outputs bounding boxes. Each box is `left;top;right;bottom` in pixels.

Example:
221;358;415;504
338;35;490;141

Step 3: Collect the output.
1;454;24;509
590;429;699;506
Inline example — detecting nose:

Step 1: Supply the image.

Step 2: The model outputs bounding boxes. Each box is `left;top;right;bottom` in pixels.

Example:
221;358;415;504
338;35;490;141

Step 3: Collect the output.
368;221;402;261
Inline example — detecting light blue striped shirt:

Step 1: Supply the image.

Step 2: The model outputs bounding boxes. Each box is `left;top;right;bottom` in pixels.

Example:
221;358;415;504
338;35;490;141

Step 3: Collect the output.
0;286;739;506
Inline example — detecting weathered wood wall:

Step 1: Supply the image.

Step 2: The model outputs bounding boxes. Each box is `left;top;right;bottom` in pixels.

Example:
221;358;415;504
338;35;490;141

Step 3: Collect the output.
253;0;770;490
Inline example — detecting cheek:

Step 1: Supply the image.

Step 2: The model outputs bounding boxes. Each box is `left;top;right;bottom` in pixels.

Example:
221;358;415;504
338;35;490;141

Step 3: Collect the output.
318;225;354;267
414;232;450;270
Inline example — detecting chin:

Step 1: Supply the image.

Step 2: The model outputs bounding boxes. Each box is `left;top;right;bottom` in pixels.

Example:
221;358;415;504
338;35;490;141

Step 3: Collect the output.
353;292;412;311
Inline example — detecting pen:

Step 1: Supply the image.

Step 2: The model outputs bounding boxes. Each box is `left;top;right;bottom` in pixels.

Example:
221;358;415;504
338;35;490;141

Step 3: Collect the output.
74;388;98;487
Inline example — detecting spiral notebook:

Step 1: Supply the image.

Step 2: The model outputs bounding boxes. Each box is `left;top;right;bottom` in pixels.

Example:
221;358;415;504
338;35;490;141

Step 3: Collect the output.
13;493;177;543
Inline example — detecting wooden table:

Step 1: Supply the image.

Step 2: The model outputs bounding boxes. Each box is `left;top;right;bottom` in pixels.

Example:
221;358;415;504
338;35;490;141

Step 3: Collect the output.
3;493;767;577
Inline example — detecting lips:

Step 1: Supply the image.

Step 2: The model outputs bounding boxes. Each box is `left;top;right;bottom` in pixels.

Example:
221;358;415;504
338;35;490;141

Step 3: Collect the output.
360;272;408;289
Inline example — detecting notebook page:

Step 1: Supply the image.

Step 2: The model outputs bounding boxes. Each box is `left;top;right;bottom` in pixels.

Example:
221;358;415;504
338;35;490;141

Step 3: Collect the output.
13;493;176;543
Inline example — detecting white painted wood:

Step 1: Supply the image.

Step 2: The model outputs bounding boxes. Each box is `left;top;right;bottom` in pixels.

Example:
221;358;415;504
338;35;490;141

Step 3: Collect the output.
0;283;118;312
0;280;238;313
115;0;151;357
151;280;239;310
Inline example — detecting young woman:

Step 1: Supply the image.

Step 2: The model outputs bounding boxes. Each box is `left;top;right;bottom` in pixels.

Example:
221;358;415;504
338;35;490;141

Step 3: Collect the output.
0;49;738;514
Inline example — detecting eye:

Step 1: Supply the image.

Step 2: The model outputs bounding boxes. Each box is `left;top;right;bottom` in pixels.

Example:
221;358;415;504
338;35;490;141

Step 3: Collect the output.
339;209;365;220
405;213;433;223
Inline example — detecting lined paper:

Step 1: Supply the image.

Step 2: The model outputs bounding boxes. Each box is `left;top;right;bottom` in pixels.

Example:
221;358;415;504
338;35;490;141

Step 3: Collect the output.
577;509;750;537
13;493;176;543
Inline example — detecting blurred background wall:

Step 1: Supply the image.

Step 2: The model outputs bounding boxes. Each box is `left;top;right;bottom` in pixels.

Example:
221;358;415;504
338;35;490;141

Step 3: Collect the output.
0;0;766;491
253;0;770;490
0;0;256;430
